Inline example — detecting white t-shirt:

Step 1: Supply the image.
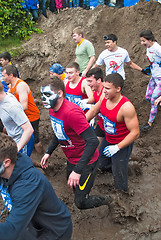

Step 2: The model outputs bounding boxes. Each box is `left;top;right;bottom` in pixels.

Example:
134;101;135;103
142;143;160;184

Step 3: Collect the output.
96;47;131;80
147;41;161;78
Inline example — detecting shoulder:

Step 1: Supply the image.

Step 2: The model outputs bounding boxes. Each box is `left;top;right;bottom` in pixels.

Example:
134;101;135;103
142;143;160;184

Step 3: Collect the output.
84;39;93;45
118;47;129;54
100;49;109;56
17;80;29;92
121;100;136;117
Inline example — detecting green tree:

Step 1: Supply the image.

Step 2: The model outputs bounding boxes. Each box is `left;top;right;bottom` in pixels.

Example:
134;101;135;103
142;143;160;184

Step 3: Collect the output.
0;0;41;40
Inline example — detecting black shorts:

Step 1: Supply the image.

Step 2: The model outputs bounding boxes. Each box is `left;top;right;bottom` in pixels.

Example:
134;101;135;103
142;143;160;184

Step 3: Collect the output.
0;119;4;132
95;124;105;138
67;160;98;197
30;118;40;144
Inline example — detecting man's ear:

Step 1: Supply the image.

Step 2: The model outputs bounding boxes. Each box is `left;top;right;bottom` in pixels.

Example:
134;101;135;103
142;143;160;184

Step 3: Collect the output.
58;90;63;98
116;86;121;93
3;158;11;168
97;78;101;84
76;71;80;76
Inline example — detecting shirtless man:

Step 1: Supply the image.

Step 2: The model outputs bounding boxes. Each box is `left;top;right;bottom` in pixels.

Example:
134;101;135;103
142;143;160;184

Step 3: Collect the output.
1;65;43;154
86;73;140;192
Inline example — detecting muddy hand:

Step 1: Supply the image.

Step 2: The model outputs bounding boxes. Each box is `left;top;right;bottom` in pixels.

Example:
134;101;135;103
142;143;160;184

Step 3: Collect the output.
40;153;50;169
67;171;81;189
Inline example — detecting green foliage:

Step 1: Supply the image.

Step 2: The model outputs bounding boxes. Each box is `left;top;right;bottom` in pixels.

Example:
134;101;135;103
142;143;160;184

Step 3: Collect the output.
0;0;42;40
0;36;22;53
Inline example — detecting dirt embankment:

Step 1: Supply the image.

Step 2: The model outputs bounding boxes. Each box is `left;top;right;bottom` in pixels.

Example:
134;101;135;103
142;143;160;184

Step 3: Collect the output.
1;1;161;239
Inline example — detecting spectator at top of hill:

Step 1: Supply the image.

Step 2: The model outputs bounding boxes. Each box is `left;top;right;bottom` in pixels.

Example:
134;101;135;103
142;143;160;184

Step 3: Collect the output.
72;26;96;77
21;0;39;22
41;0;48;17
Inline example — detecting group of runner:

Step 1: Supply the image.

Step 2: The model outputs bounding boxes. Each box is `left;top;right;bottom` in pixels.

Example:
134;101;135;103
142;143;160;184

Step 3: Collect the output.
0;27;161;239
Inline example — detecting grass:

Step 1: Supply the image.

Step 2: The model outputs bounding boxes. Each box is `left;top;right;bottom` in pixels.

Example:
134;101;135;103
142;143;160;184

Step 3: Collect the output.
0;36;24;56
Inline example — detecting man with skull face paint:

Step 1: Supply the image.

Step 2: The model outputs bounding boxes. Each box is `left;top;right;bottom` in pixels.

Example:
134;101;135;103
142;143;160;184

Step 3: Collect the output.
41;76;112;209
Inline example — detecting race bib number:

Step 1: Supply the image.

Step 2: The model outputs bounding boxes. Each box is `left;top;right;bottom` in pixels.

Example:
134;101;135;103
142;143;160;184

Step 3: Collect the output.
99;113;116;135
0;186;12;212
50;116;69;141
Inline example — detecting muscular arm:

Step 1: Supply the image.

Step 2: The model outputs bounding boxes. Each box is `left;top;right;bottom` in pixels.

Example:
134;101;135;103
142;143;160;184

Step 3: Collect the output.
117;102;140;150
126;60;142;71
17;82;29;110
17;121;34;152
85;98;102;121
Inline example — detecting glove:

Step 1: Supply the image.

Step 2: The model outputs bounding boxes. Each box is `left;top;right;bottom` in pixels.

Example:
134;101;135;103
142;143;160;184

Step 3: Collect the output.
76;99;91;111
103;145;120;157
89;117;95;130
141;66;151;76
157;61;161;67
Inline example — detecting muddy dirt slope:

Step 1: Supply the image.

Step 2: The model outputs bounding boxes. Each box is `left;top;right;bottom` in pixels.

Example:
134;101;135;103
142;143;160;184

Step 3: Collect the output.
3;1;161;239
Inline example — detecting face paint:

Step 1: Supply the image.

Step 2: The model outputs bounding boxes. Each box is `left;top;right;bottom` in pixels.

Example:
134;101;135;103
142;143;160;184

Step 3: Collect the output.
40;85;59;109
0;162;5;176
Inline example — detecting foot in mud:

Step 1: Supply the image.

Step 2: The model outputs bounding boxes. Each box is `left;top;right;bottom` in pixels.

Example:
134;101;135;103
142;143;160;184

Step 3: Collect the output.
34;141;44;154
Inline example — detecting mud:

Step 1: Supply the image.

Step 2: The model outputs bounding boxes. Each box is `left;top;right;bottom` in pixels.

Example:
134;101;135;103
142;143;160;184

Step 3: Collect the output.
1;1;161;239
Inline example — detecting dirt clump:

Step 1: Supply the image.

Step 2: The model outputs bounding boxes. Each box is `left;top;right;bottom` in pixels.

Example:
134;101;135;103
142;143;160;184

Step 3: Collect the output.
1;1;161;239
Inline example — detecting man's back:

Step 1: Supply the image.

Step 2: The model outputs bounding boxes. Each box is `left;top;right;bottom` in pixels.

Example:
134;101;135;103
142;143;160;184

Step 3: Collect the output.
10;79;40;122
0;153;72;240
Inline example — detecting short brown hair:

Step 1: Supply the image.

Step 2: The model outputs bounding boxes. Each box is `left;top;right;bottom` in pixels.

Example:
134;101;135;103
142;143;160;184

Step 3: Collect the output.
104;73;124;90
66;62;80;72
72;26;84;37
0;133;17;164
42;76;66;97
1;65;18;77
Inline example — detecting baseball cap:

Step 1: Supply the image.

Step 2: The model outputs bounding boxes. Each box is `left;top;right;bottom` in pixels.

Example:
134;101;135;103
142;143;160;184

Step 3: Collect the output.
50;63;65;75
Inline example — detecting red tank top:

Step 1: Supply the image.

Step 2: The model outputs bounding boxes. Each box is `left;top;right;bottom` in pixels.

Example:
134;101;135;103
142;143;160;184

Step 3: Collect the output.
100;95;130;144
10;79;40;122
65;77;88;101
93;86;104;103
93;87;104;130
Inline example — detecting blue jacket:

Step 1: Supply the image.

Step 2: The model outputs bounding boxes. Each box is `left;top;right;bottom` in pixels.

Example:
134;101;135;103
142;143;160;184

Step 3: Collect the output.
0;153;72;240
22;0;39;10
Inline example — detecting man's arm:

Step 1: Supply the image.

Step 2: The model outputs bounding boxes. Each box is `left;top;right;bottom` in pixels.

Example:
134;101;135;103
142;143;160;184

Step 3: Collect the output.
17;82;29;110
126;60;142;71
17;121;34;152
0;171;44;240
41;134;59;168
85;99;102;122
103;102;140;157
117;102;140;150
92;63;99;68
82;56;96;77
67;127;99;189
